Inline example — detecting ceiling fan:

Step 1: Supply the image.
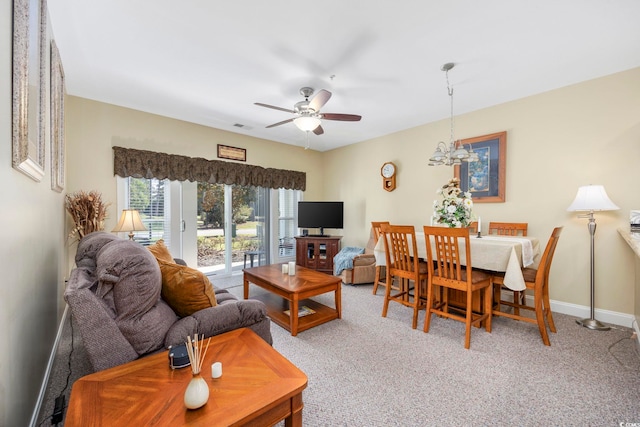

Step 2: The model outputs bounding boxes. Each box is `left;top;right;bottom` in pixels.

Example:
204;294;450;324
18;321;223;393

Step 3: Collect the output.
255;87;362;135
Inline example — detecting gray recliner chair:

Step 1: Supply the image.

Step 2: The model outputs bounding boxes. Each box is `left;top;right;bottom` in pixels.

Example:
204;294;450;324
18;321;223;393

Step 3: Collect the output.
65;232;272;372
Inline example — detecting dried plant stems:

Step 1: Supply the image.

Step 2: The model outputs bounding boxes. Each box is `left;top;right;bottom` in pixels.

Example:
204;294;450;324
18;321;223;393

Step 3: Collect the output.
65;190;110;241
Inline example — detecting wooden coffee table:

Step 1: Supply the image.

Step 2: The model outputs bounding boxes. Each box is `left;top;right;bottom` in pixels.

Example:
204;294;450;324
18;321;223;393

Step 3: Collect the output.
65;328;307;426
244;264;342;336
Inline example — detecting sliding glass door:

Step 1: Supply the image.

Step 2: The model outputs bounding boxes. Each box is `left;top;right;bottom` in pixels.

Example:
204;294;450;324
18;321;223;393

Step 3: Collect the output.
119;177;298;277
196;183;268;276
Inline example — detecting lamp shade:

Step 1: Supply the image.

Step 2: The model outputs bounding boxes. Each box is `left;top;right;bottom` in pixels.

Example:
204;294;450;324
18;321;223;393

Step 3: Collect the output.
567;185;619;212
112;209;147;233
293;116;321;132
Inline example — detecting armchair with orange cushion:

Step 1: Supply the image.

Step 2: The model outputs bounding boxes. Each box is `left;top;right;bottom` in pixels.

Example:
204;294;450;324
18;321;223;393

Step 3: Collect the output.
64;232;272;372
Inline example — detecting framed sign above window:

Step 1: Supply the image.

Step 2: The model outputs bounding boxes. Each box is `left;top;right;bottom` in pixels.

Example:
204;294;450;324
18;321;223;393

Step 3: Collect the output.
217;144;246;162
454;131;506;203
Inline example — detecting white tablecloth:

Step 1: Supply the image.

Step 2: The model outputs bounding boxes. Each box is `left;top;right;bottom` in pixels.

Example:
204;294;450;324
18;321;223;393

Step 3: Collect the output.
373;232;540;291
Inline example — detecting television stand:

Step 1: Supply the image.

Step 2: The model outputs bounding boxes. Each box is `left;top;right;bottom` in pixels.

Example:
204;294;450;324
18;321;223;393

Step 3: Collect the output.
295;236;341;274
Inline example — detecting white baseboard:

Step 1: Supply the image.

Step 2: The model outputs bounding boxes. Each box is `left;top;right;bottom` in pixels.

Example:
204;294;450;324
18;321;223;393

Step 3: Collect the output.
29;305;69;427
501;290;636;328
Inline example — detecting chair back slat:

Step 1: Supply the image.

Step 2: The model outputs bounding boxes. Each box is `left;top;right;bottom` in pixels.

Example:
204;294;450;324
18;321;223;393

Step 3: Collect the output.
488;222;528;236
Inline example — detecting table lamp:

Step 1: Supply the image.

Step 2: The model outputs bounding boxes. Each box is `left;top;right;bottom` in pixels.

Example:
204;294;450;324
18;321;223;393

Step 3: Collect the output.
112;209;147;240
567;185;619;330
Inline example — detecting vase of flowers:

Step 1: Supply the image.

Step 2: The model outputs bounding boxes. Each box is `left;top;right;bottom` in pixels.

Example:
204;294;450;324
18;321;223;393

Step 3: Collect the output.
432;178;474;228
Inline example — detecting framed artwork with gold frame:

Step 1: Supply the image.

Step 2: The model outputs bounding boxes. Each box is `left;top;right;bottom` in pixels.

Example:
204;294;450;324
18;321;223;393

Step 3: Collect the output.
454;131;506;203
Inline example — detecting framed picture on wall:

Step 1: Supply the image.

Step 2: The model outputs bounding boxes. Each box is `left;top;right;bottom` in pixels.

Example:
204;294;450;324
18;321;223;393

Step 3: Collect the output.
217;144;246;162
454;131;506;203
50;40;65;192
12;0;47;182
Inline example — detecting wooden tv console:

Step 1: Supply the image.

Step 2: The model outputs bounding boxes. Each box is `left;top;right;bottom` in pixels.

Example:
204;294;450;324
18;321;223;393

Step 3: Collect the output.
295;236;341;274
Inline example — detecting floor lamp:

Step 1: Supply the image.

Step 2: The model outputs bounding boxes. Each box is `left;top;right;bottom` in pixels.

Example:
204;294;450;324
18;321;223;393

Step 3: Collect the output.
567;185;619;330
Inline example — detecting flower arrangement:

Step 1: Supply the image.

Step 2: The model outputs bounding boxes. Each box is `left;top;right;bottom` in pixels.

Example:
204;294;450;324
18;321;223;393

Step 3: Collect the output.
432;178;474;228
65;190;110;241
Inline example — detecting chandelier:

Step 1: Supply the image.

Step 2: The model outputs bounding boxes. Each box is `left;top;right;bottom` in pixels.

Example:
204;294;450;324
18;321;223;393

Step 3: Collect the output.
428;63;479;166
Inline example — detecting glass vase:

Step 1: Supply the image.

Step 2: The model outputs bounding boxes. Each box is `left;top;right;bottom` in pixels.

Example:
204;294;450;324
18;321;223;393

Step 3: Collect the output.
184;374;209;409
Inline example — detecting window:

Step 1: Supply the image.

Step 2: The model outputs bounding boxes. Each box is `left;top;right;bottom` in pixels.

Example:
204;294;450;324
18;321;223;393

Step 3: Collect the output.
272;188;301;260
119;177;172;248
118;176;300;269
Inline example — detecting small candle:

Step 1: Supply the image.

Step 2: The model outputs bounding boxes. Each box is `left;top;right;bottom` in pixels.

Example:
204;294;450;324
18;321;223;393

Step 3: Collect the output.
282;263;289;274
211;362;222;379
288;261;296;275
478;217;482;233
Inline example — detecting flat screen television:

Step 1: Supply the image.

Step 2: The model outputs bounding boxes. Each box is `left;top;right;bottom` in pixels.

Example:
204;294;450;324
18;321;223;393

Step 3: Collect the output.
298;201;344;236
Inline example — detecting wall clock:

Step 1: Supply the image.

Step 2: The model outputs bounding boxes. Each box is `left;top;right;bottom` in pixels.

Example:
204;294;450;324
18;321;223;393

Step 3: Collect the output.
381;162;396;192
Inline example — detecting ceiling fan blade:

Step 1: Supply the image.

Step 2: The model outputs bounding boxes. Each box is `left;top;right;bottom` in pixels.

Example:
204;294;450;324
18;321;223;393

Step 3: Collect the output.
266;118;294;128
254;102;295;114
321;113;362;122
308;89;332;112
313;124;324;135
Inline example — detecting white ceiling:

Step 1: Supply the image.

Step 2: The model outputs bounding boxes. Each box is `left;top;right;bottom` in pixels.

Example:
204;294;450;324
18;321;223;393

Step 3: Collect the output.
47;0;640;152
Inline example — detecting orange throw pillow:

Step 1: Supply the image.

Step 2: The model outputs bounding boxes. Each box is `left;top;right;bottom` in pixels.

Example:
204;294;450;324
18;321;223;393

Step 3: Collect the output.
147;239;175;264
157;259;217;317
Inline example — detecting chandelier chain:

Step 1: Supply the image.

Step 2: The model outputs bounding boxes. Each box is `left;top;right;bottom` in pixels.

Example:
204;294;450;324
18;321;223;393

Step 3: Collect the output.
429;62;478;166
446;68;455;144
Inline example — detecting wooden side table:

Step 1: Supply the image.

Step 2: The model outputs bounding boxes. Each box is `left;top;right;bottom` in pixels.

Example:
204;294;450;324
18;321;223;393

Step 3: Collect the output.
65;328;307;426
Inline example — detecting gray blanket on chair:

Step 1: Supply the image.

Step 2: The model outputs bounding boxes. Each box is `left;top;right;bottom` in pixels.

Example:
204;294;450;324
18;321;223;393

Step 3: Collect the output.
333;246;365;275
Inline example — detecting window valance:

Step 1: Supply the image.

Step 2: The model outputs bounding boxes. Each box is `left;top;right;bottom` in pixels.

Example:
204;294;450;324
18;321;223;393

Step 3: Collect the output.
113;146;306;191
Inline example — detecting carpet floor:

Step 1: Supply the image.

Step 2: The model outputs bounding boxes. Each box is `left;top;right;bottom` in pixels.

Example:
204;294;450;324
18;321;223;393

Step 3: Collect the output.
37;275;640;426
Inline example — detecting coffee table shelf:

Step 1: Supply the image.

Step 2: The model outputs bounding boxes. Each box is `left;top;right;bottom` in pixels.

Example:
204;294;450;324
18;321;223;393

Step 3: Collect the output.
244;264;342;336
252;292;339;334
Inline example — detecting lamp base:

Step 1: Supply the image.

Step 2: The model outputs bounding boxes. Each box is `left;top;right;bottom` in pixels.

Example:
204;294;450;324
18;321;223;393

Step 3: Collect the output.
576;318;611;331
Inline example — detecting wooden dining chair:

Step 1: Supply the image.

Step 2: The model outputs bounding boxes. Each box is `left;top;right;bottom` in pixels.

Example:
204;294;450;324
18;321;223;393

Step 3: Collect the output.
492;226;563;346
380;224;428;329
467;221;478;234
423;226;493;349
371;221;391;295
488;222;529;306
488;222;528;236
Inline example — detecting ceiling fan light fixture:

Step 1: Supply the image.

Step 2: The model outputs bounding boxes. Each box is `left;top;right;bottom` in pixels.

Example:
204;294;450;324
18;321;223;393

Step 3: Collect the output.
294;116;321;132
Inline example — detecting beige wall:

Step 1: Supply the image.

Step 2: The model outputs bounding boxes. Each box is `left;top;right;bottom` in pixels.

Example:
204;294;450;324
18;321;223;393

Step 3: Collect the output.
1;1;68;425
324;67;640;318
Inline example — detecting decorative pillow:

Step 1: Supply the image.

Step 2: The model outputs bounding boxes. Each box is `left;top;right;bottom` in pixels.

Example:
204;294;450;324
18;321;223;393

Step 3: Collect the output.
157;259;217;317
147;239;176;264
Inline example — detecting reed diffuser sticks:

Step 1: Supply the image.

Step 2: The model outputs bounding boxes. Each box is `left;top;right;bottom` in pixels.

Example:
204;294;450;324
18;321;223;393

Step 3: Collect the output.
185;334;211;375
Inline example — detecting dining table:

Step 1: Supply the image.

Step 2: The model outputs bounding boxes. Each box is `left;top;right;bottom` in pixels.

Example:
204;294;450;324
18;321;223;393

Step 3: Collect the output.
374;231;540;291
